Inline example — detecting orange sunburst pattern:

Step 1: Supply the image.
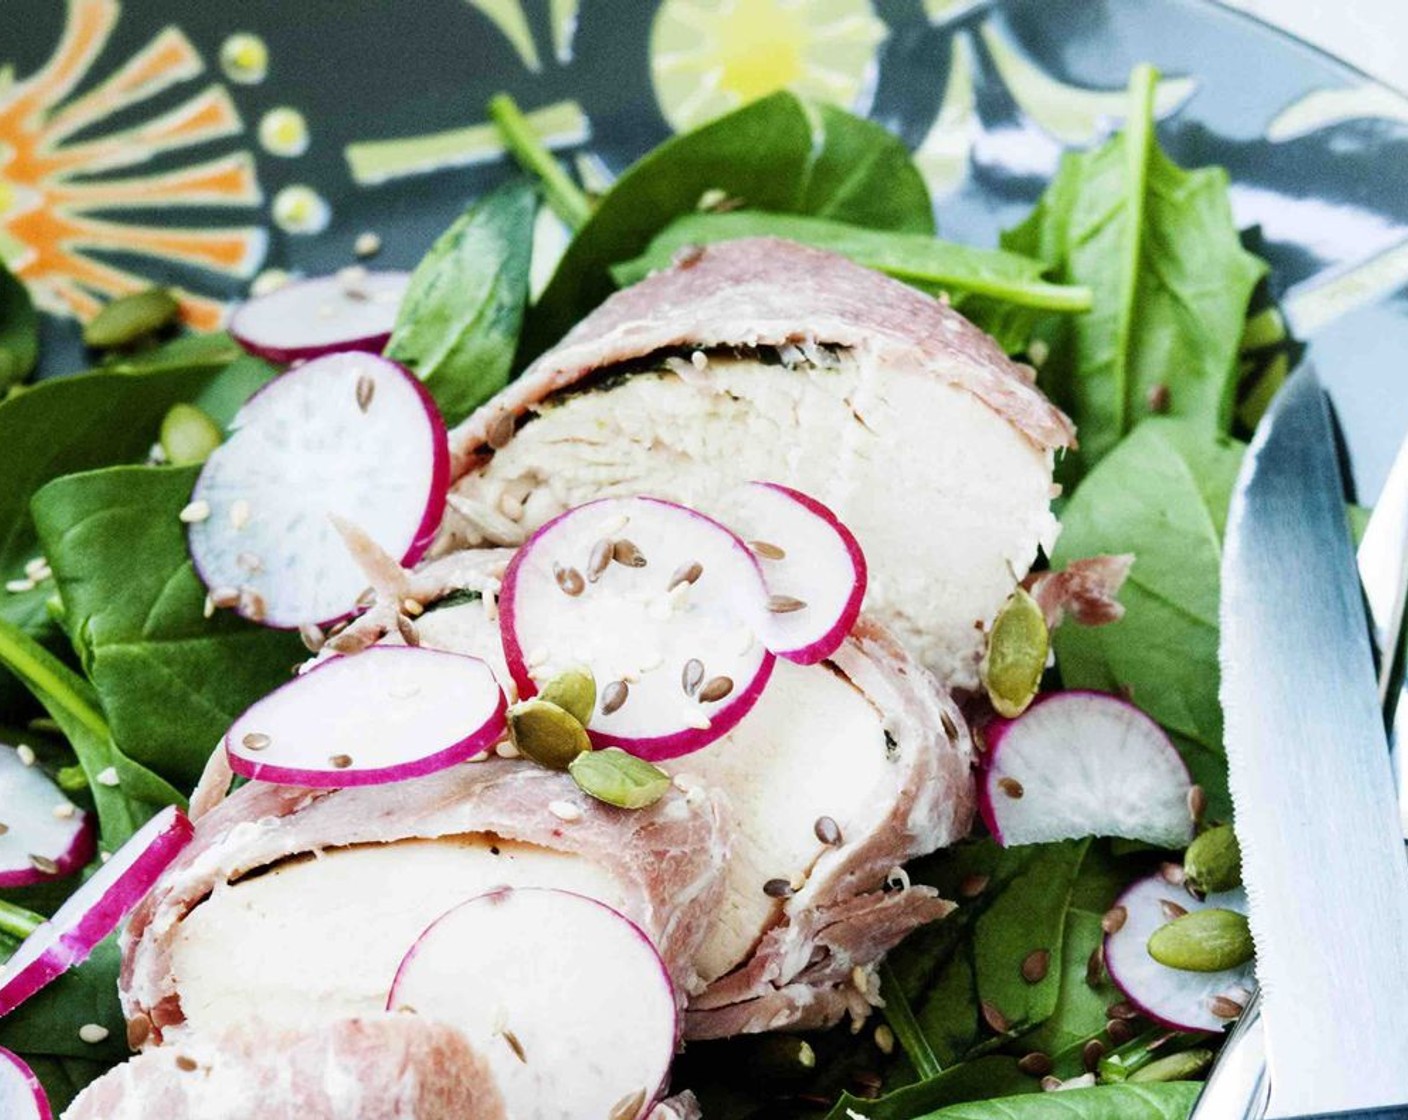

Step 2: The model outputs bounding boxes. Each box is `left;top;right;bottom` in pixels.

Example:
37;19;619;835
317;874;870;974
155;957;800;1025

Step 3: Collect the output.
0;0;266;329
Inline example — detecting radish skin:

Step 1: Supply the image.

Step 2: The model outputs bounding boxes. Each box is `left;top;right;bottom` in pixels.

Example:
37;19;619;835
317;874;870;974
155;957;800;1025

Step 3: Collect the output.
0;745;95;888
0;1046;51;1120
230;272;410;364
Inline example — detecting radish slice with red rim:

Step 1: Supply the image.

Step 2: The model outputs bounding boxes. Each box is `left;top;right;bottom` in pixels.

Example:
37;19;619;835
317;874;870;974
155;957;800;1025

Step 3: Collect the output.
230;270;409;363
0;1047;51;1120
721;481;866;664
0;745;95;888
0;806;192;1017
979;691;1193;848
226;647;507;787
1103;873;1253;1032
187;352;449;628
389;888;676;1120
500;496;775;761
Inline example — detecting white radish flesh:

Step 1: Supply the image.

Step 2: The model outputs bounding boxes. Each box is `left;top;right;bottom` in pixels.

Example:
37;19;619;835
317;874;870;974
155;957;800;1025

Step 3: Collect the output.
225;647;506;787
0;1047;51;1120
500;496;775;760
721;481;866;665
389;888;676;1120
230;271;409;363
979;691;1193;848
0;806;192;1016
1103;873;1253;1032
0;744;94;887
187;353;448;628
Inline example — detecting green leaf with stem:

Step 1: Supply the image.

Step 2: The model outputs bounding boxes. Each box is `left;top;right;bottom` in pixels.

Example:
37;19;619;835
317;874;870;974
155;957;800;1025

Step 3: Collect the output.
488;93;590;230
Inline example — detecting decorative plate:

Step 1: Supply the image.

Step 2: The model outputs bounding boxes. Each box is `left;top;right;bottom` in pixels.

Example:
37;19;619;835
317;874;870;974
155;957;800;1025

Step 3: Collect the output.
5;0;1408;497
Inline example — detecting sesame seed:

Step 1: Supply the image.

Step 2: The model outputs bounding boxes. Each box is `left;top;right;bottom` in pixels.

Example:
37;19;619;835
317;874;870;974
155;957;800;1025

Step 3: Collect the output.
329;753;353;770
202;593;215;619
1021;948;1051;983
338;264;369;293
495;738;520;759
299;623;326;653
1101;905;1128;934
126;1015;152;1049
749;539;786;561
24;557;51;581
100;851;111;863
229;499;251;530
763;878;793;898
548;800;582;822
814;816;842;845
354;231;382;258
586;538;613;582
397;615;419;647
78;1023;109;1044
242;732;271;752
667;561;703;592
873;1024;895;1055
239;588;267;623
178;500;211;524
1160;861;1186;885
5;578;34;593
401;598;424;617
997;776;1024;799
610;1090;647;1120
356;374;376;413
53;802;76;820
850;965;869;994
766;594;807;614
16;744;36;767
175;1055;198;1072
601;680;629;715
596;513;630;538
30;854;59;875
690;350;708;369
96;767;119;787
697;675;733;703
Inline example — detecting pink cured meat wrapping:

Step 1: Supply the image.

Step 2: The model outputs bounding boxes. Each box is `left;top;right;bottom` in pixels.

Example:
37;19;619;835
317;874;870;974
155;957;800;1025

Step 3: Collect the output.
446;237;1074;476
120;762;728;1044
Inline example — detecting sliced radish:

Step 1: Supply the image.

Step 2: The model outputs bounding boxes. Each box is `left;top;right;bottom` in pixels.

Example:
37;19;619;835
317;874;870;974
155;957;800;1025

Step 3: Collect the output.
389;888;676;1120
0;744;95;887
188;352;449;628
500;496;776;761
0;806;192;1017
720;481;867;665
226;647;506;787
979;691;1193;848
0;1047;51;1120
1104;873;1253;1032
230;270;410;363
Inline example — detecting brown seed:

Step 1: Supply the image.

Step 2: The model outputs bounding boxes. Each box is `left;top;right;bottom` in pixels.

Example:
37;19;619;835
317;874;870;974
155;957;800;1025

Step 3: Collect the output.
763;878;794;899
997;776;1025;800
1160;861;1186;886
355;374;375;413
1209;995;1245;1020
667;560;703;592
553;563;585;597
749;539;786;560
610;1089;648;1120
1102;905;1129;934
1017;1051;1054;1077
242;732;271;752
1021;948;1051;984
397;614;419;647
814;816;843;846
29;854;59;875
681;658;705;696
1106;1017;1136;1045
959;873;990;899
698;675;734;703
587;538;613;582
126;1014;152;1050
1146;383;1171;414
1159;898;1189;921
501;1029;527;1063
239;588;267;623
329;753;353;769
486;410;515;450
612;539;647;568
1188;784;1207;824
355;585;377;609
1086;943;1105;988
1040;1075;1063;1092
175;1055;198;1072
601;680;629;715
1107;999;1139;1021
298;623;326;653
210;586;240;609
850;1070;883;1099
1082;1039;1106;1073
767;594;807;614
980;1000;1011;1034
0;822;7;836
940;710;960;743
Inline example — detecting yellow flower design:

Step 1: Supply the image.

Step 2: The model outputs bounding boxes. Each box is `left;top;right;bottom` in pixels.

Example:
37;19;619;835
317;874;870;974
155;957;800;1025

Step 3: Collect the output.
650;0;887;132
0;0;266;328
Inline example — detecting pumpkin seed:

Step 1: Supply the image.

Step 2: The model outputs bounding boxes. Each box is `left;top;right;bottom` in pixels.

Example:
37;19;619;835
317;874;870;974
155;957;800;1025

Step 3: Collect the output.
568;747;671;809
537;667;596;727
1128;1048;1214;1083
980;587;1049;718
160;403;223;466
508;698;591;771
1184;823;1242;894
83;288;181;349
1147;908;1253;972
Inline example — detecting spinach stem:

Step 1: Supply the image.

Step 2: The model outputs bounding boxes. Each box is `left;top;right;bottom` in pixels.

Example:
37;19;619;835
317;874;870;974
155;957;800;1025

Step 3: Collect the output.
488;93;591;231
0;899;44;941
0;618;110;744
1114;62;1157;437
879;959;942;1080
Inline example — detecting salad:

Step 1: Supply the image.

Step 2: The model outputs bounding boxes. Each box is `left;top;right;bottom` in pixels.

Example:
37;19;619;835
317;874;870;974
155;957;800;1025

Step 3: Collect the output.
0;59;1278;1120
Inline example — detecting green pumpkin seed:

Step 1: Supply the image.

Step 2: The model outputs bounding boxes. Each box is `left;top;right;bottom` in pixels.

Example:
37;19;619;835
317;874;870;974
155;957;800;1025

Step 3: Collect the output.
1128;1048;1215;1083
981;587;1049;718
83;288;180;349
508;698;591;770
160;403;223;466
1184;824;1242;894
537;668;596;727
569;747;670;810
1147;908;1253;972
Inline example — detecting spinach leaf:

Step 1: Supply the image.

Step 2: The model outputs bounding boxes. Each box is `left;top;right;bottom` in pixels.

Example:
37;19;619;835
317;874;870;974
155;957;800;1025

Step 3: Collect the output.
0;931;127;1063
1015;909;1115;1060
20;1056;113;1115
0;614;182;848
0;258;39;389
1052;418;1243;804
385;180;537;426
907;1081;1200;1119
825;1057;1038;1120
524;92;933;359
1003;65;1264;479
32;465;304;792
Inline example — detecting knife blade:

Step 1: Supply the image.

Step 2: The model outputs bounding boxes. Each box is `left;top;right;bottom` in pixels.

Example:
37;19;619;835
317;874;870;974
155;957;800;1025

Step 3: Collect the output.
1220;365;1408;1116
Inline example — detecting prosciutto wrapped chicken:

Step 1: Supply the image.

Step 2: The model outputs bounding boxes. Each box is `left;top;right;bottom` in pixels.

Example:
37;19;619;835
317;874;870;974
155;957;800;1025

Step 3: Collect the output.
437;237;1073;690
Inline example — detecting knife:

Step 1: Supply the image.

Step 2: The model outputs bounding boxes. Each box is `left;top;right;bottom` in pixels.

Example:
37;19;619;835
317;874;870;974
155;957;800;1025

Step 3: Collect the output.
1215;365;1408;1117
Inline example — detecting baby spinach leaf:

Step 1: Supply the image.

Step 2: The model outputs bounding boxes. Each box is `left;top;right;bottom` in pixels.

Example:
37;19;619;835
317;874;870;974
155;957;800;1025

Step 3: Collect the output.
825;1057;1038;1120
525;92;933;359
1015;908;1115;1060
32;465;304;792
906;1081;1201;1119
1004;65;1264;479
385;180;537;426
0;258;39;389
0;932;127;1062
